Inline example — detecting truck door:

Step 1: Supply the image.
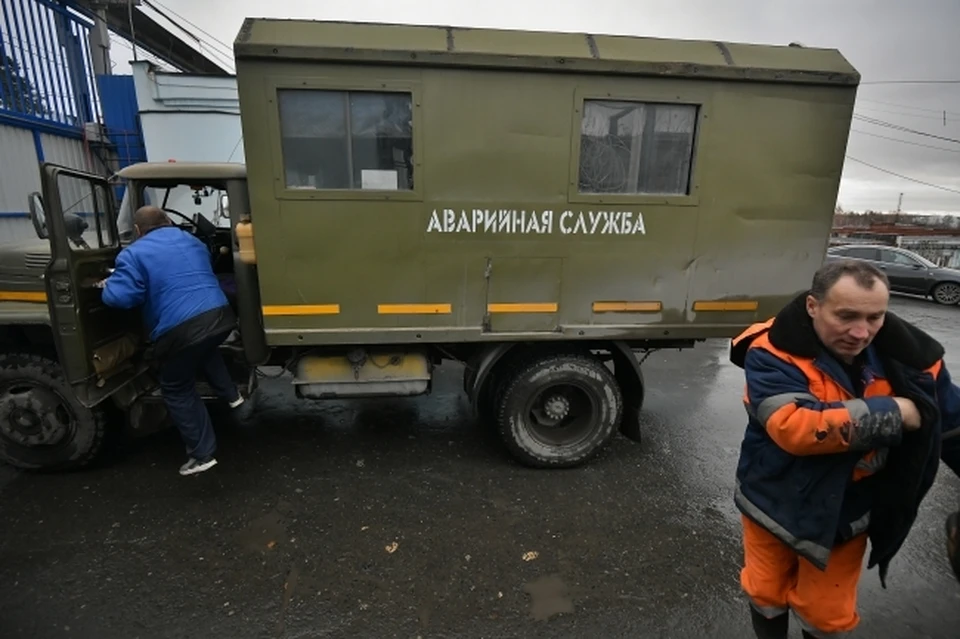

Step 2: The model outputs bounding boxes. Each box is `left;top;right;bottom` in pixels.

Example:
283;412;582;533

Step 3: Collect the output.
40;162;146;407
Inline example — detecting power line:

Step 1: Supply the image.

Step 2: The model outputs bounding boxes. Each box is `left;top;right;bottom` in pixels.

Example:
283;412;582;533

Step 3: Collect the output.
845;156;960;195
853;114;960;144
856;105;955;122
860;80;960;85
850;128;960;154
143;0;234;59
858;98;960;118
138;0;235;71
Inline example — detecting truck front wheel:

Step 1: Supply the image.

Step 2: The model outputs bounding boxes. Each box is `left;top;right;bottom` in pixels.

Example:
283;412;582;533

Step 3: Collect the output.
495;352;622;468
0;353;107;471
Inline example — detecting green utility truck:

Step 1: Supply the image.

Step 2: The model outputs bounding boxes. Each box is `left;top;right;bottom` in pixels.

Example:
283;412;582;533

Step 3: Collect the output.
0;19;859;472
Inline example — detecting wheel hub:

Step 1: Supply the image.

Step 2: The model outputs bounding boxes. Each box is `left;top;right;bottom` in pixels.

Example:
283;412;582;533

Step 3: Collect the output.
937;283;960;304
543;394;571;421
0;388;69;447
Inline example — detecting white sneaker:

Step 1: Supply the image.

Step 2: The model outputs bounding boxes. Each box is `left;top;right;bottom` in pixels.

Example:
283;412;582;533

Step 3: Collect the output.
179;457;218;476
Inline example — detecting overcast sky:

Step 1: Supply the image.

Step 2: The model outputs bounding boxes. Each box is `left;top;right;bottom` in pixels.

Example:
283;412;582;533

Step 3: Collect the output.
115;0;960;214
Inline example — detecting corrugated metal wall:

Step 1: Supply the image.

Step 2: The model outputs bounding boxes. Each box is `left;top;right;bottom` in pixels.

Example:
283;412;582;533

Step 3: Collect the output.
1;0;120;247
0;126;109;246
39;131;99;172
0;123;40;244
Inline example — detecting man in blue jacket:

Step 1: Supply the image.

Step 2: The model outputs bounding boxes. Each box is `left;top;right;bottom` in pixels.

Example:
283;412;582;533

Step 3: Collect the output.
99;206;246;476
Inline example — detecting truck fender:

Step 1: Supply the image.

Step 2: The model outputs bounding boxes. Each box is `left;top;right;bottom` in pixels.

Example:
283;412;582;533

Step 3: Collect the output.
465;343;516;406
608;341;645;442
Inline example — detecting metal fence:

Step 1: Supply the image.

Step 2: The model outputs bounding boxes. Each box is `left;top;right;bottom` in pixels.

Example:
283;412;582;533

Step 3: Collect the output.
0;0;102;135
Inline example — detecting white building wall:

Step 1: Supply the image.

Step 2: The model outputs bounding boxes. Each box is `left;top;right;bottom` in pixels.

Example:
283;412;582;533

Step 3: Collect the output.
131;61;243;223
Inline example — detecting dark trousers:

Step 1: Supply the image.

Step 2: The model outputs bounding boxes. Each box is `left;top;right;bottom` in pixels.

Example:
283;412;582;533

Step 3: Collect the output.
158;331;239;460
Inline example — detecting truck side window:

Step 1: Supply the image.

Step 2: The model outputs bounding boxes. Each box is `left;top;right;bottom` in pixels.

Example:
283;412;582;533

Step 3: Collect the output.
578;100;697;196
277;89;414;191
56;174;116;252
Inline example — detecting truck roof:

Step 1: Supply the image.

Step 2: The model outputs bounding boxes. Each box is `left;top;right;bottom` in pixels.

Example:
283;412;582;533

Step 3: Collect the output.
234;18;859;86
116;162;246;182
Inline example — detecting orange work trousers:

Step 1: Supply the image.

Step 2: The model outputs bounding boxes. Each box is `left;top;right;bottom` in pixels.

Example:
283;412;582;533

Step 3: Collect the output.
740;515;868;636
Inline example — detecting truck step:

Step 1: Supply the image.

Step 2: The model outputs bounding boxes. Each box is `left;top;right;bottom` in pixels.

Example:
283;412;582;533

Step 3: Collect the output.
292;349;431;399
148;380;251;401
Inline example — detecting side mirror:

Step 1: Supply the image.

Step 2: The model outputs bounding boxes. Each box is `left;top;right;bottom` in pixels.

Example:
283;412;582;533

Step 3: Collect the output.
28;192;47;239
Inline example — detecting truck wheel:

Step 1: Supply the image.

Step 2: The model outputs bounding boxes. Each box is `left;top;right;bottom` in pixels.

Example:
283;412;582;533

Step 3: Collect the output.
495;352;622;468
0;353;107;471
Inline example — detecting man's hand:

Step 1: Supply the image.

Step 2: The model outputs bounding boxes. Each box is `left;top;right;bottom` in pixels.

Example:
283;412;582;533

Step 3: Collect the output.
93;279;106;289
894;397;922;431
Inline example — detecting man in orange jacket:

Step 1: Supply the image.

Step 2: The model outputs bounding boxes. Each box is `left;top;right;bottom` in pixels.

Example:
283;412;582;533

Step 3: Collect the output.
730;259;960;638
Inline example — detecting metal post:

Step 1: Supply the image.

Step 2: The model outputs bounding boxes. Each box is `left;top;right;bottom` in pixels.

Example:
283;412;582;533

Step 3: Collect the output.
88;5;112;76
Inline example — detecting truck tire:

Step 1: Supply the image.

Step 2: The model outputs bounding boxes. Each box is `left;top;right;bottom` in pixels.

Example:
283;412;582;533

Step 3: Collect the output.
495;352;622;468
0;353;107;471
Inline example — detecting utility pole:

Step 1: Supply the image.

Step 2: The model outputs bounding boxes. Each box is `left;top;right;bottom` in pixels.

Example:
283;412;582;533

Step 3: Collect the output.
88;4;112;76
897;192;903;213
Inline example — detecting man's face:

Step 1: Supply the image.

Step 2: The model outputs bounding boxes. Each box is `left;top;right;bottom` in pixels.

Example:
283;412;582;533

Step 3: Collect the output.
806;274;889;361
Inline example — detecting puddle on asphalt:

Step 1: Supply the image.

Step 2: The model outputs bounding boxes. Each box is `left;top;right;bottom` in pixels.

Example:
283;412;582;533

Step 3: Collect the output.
236;510;288;552
523;574;574;621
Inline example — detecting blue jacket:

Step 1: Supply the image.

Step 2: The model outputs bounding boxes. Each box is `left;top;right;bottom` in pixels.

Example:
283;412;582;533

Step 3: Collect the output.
102;226;228;342
731;293;960;583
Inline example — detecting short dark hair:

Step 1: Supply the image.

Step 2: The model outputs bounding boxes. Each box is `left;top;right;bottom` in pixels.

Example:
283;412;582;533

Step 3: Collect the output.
810;259;890;301
133;205;171;236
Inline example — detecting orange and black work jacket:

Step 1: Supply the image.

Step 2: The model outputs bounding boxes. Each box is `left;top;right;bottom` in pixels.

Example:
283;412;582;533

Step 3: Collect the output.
730;293;960;584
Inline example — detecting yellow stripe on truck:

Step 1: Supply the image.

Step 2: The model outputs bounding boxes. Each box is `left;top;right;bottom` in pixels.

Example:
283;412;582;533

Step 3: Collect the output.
592;301;662;313
378;304;452;315
0;291;47;303
262;304;340;316
692;300;759;312
487;303;558;313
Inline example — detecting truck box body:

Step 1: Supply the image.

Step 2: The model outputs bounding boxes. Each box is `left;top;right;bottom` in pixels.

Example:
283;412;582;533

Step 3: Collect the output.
235;20;858;344
233;19;859;347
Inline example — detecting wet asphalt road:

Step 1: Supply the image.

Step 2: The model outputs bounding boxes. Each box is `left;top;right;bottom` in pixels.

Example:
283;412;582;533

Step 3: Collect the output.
1;295;959;639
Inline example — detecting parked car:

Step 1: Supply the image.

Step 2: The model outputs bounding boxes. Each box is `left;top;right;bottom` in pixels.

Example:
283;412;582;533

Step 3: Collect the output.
825;244;960;305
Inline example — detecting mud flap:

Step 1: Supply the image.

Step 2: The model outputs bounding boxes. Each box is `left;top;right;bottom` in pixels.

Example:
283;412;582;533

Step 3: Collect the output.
609;342;645;442
948;511;960;584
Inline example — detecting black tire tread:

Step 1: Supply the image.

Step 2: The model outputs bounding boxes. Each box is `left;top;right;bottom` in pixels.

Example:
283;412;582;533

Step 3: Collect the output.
495;350;622;469
0;352;108;472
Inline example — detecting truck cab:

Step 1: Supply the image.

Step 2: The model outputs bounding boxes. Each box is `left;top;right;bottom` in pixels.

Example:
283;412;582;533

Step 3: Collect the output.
0;161;263;471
